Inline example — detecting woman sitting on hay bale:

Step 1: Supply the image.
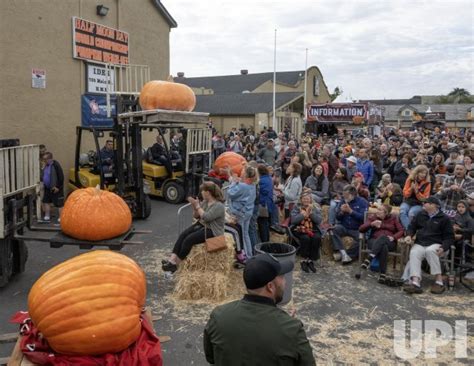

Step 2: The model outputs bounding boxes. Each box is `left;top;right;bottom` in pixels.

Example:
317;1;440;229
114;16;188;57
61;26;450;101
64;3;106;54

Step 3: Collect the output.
162;182;225;273
290;191;323;273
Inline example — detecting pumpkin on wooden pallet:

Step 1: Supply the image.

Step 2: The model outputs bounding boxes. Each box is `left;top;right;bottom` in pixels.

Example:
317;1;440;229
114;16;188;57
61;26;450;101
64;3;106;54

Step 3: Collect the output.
139;79;196;111
28;250;146;356
60;186;132;241
213;152;246;176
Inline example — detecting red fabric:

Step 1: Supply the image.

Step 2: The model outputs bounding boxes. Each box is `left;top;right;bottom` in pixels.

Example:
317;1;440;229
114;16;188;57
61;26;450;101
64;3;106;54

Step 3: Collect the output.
10;311;163;366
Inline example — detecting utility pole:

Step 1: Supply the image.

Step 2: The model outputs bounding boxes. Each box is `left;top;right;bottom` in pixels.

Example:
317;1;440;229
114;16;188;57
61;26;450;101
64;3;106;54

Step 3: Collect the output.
273;29;277;132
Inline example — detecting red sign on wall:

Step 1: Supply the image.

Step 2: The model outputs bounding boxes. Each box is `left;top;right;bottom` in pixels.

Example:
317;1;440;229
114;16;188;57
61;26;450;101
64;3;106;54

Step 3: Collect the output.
72;17;129;65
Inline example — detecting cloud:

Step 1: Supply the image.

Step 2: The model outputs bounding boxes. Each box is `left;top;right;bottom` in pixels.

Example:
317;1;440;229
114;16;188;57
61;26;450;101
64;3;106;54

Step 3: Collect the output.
162;0;474;98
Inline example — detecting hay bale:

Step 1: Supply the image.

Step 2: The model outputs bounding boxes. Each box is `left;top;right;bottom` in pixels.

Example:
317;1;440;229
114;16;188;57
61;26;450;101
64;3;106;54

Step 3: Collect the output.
174;234;246;302
270;231;288;243
321;205;329;224
321;234;355;258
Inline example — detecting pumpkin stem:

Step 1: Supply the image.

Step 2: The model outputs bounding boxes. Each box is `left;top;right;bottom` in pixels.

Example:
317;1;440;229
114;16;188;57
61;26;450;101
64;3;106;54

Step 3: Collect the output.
167;75;174;82
95;185;101;195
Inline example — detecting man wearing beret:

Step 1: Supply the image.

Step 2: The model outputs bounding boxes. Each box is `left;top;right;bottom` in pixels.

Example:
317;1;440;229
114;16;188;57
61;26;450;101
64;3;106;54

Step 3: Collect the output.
402;196;454;294
203;253;315;366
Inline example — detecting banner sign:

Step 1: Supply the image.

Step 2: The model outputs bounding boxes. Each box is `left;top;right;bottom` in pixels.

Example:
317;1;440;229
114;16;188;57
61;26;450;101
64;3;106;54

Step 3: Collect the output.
86;63;115;94
307;103;368;123
81;94;116;127
73;17;129;64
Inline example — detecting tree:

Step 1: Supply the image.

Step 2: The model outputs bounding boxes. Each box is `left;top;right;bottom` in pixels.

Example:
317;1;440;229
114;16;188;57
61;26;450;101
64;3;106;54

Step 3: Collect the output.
447;88;470;98
330;86;343;102
436;88;473;104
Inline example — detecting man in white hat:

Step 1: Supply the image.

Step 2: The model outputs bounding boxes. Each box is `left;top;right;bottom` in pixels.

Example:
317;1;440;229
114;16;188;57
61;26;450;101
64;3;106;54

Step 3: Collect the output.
345;155;358;182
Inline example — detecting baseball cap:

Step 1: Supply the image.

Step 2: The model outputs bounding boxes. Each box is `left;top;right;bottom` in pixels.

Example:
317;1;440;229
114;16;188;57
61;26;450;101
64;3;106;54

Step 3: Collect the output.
347;156;357;164
424;196;441;206
353;172;365;181
243;253;294;290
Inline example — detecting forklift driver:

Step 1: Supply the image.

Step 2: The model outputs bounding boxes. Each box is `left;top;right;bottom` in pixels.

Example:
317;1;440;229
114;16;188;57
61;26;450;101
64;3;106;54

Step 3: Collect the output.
100;140;115;175
150;135;173;177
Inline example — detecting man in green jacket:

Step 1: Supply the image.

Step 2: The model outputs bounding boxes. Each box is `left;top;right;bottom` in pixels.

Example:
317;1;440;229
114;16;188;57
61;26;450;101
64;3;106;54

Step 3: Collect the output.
203;253;315;366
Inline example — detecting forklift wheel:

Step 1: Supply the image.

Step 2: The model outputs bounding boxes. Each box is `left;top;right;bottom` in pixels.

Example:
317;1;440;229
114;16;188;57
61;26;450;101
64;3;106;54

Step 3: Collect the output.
0;238;14;287
163;181;185;204
144;195;152;219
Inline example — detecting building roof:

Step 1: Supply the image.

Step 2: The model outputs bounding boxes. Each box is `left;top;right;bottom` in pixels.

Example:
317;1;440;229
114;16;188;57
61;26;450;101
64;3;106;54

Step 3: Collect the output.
174;71;305;94
360;96;422;105
194;92;303;115
152;0;177;28
383;104;474;121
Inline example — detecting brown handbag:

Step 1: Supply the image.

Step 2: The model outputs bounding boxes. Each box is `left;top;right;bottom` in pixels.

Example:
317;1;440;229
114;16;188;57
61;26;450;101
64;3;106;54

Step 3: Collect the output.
204;226;227;253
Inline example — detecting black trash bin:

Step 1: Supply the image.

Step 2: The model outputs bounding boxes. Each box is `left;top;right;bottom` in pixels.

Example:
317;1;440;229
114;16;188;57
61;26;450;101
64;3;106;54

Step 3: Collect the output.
255;242;296;305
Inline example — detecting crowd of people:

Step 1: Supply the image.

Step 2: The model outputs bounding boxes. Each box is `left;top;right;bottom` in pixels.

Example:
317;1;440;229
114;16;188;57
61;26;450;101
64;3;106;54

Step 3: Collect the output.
167;124;474;296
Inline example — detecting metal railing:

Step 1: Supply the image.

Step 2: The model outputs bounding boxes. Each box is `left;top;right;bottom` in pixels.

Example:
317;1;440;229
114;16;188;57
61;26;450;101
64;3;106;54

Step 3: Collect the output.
0;145;40;238
105;63;150;117
185;128;213;173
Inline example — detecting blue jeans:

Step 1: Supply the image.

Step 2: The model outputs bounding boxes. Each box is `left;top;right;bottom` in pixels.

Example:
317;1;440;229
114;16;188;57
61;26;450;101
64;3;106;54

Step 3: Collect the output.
329;199;340;225
269;201;279;226
331;225;360;258
400;203;422;230
249;208;259;250
239;214;253;258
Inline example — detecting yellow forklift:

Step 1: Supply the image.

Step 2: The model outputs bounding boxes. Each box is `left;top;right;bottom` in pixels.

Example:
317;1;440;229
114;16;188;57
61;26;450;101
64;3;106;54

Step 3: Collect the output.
68;97;212;215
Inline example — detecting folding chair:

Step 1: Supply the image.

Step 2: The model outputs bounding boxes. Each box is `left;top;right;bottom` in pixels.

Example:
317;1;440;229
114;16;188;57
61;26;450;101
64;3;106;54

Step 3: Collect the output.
456;238;474;291
354;213;405;280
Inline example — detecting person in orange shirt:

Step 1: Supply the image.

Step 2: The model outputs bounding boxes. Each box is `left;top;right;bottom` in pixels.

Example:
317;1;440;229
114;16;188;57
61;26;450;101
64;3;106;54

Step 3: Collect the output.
400;165;431;229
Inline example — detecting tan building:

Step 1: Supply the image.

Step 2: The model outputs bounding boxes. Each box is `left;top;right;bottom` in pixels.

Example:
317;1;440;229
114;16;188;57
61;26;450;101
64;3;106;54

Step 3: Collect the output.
174;66;331;134
0;0;176;172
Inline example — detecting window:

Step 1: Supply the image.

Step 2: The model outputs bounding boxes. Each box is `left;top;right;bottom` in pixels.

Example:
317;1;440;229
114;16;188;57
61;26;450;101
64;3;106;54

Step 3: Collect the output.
403;110;411;116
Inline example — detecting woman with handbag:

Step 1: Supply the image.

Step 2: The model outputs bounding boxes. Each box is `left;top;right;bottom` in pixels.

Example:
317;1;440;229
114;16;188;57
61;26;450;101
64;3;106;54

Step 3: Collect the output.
162;182;225;273
290;192;322;273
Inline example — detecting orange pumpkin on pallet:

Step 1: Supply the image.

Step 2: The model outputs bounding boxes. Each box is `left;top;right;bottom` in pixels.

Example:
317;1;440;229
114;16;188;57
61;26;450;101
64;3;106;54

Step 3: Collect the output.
139;80;196;111
28;250;146;356
60;186;132;241
214;152;246;176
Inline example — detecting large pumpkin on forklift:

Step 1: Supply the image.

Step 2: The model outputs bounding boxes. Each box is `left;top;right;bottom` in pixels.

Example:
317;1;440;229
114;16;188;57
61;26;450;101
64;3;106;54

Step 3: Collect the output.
139;80;196;112
60;186;132;241
213;152;246;176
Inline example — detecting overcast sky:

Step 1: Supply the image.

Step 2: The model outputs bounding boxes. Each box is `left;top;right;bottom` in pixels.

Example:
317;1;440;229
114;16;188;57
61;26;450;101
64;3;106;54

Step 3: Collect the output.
162;0;473;100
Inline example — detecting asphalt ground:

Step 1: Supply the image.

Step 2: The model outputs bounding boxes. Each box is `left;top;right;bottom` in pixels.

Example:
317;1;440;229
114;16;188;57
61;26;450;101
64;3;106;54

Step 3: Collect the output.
0;198;473;365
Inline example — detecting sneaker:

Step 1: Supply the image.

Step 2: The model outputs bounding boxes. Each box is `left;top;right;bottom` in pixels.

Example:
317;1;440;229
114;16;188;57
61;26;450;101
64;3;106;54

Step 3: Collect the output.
300;261;310;273
430;283;446;294
403;283;423;294
342;254;352;265
43;216;50;221
378;274;387;285
162;262;178;273
307;261;317;273
361;258;371;270
333;252;342;261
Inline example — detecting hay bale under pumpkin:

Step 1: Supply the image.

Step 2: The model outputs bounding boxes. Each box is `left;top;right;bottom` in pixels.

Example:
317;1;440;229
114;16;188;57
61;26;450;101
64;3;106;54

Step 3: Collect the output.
173;234;245;302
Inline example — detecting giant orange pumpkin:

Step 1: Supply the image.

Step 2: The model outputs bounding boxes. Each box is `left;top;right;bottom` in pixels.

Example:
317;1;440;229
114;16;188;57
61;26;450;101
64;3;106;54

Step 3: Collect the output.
28;250;146;355
139;80;196;111
213;152;246;176
60;186;132;241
